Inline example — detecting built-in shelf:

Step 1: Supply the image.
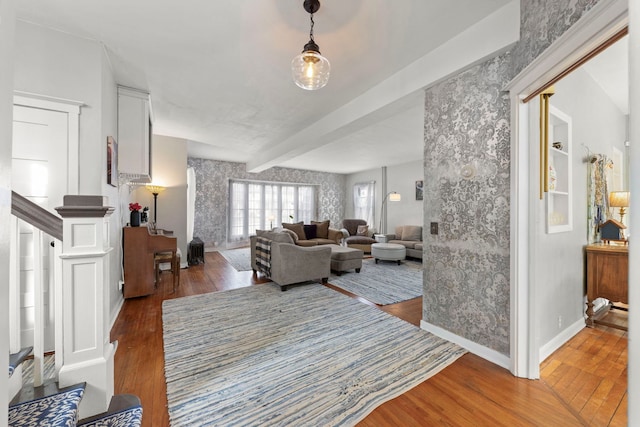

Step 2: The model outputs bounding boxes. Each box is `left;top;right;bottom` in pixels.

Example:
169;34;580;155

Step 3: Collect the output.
546;106;572;233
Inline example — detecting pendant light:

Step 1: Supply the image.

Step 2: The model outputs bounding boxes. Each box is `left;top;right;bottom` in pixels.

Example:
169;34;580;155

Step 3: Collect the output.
291;0;330;90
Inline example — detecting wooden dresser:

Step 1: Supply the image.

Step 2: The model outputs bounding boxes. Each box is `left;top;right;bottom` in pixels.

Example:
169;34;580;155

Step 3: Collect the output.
585;243;628;329
123;226;177;298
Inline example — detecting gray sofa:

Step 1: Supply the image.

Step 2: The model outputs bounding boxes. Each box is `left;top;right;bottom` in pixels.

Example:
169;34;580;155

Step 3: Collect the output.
250;230;331;291
387;225;423;259
280;220;342;246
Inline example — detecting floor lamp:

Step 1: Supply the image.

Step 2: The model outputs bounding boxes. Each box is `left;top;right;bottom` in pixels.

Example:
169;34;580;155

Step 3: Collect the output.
379;191;401;234
146;184;166;224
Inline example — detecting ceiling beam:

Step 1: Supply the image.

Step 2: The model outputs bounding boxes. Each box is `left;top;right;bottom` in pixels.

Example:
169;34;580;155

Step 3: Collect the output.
247;0;520;173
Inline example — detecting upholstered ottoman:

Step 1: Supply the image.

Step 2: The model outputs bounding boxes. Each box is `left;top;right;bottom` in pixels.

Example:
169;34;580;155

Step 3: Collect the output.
371;242;406;265
328;244;364;275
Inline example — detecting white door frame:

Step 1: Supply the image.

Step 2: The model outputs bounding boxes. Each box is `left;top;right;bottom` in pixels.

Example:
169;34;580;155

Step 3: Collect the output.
506;0;628;379
13;90;83;195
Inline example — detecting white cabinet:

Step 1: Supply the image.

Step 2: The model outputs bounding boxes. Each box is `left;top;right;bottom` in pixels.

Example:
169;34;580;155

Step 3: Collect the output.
117;86;152;183
546;106;572;233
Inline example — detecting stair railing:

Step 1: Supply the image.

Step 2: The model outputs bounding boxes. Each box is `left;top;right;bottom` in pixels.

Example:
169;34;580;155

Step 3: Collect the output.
9;191;63;396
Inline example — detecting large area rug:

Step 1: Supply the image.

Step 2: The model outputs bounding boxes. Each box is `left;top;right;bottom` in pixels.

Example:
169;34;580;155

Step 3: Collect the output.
219;247;252;271
162;284;465;426
329;257;423;305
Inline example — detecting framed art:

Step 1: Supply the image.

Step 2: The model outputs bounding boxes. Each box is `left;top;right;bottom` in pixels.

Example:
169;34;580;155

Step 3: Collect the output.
107;136;118;187
415;180;423;201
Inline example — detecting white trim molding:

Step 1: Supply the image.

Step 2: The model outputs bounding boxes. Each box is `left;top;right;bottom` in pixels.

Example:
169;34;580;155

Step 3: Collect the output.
13;91;84;195
421;320;510;370
538;318;585;363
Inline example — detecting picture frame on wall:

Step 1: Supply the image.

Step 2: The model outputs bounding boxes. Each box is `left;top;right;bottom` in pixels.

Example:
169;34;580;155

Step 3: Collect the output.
415;180;423;201
107;136;118;187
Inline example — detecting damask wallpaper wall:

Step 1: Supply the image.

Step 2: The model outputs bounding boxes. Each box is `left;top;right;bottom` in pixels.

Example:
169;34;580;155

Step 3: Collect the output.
187;157;346;249
423;0;602;356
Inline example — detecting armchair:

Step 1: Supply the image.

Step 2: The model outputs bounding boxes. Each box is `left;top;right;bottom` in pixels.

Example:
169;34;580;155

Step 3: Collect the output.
342;219;377;253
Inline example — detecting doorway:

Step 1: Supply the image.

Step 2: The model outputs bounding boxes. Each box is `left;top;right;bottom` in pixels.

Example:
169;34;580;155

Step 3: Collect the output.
507;1;630;380
10;94;81;352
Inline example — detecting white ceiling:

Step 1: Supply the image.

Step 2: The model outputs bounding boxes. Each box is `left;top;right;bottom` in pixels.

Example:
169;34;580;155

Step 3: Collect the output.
15;0;514;174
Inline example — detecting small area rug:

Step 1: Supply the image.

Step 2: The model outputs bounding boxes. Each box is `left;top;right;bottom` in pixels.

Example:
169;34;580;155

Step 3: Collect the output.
218;247;252;271
162;285;465;426
330;257;423;305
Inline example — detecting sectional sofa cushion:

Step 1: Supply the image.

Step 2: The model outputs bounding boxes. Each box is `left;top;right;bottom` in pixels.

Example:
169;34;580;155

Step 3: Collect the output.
311;220;330;239
401;225;422;241
256;229;295;244
282;222;306;240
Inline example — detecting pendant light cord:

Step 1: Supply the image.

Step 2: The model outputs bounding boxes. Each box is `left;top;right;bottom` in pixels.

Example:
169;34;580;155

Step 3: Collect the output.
309;13;315;42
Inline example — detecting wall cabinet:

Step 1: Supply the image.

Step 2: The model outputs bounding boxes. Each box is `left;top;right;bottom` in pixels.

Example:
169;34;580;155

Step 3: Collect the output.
546;106;572;233
117;86;152;183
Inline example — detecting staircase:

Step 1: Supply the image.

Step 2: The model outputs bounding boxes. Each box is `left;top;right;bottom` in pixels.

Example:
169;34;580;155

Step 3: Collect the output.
8;379;143;426
8;193;141;422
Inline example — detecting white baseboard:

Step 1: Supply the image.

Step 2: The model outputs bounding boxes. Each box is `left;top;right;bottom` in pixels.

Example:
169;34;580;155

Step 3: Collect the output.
420;320;511;370
539;318;585;363
109;294;124;332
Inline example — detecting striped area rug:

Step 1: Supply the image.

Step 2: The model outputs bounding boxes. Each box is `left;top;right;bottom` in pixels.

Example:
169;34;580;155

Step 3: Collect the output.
219;247;252;271
162;284;465;426
330;257;423;305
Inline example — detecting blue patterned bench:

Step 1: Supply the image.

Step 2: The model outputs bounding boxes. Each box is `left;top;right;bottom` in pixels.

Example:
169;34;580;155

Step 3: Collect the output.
9;382;85;426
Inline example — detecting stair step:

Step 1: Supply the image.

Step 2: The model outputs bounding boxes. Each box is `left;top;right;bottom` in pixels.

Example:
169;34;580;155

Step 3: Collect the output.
9;382;85;427
8;346;33;378
78;394;143;427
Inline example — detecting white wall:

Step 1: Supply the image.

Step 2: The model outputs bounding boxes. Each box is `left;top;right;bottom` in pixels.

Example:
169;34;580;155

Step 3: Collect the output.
100;47;123;323
536;67;627;353
344;160;424;233
387;160;424;233
14;21;105;194
14;21;123;326
133;135;188;262
0;0;16;419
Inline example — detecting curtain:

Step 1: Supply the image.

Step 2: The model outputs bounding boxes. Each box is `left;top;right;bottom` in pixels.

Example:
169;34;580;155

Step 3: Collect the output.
353;181;375;226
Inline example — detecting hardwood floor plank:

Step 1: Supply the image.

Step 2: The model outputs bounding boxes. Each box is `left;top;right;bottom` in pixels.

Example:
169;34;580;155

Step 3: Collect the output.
110;251;627;426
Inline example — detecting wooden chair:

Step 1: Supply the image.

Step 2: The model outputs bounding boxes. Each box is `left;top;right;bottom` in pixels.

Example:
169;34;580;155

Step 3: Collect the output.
154;249;180;292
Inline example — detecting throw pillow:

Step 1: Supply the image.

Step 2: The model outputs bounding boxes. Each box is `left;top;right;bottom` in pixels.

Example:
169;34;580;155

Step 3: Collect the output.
303;224;318;240
282;222;306;240
402;225;422;241
356;225;369;236
311;220;330;239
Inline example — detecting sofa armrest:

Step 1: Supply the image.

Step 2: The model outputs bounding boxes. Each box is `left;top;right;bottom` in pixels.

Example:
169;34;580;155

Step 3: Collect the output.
270;243;331;286
327;228;343;243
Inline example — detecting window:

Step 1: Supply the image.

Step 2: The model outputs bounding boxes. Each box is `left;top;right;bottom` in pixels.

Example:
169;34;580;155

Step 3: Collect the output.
228;180;318;242
353;181;375;226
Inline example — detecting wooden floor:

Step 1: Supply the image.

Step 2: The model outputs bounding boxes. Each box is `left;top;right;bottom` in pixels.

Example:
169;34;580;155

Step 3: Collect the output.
111;251;627;426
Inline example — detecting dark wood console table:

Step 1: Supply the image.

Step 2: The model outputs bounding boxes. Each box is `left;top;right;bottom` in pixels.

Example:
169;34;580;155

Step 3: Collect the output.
585;243;628;330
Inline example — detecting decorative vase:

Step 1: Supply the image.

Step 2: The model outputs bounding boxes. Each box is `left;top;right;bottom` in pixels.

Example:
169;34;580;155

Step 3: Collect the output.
130;210;141;227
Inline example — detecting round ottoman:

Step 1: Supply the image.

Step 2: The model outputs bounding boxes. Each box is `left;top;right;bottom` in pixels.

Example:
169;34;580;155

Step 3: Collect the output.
371;242;406;265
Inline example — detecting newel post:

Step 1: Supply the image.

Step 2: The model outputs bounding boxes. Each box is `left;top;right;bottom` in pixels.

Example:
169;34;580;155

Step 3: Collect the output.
55;195;116;418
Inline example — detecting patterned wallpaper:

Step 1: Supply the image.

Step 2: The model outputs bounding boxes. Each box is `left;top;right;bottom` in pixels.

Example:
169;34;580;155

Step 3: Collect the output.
187;158;346;249
423;0;602;355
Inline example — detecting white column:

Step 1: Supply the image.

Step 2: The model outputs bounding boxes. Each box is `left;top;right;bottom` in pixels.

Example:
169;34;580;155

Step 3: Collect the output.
56;196;115;418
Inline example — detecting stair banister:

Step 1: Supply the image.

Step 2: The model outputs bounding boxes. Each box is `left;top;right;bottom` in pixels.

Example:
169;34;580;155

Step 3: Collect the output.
55;195;115;419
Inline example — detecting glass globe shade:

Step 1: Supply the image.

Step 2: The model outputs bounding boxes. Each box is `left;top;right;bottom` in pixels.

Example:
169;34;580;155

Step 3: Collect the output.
291;50;330;90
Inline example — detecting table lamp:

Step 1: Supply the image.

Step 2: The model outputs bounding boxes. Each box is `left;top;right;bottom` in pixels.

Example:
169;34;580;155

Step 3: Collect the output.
609;191;630;223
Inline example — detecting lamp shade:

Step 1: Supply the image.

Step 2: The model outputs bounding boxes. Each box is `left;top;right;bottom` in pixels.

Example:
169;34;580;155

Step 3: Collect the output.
146;184;165;195
389;192;401;202
609;191;630;207
291;48;330;90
